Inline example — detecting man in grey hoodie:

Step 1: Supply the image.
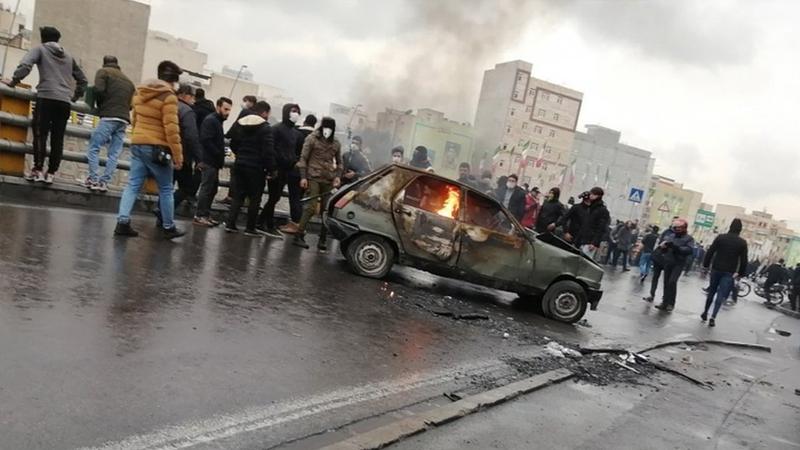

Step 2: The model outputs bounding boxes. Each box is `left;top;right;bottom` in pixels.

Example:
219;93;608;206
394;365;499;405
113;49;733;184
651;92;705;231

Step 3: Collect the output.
4;26;87;184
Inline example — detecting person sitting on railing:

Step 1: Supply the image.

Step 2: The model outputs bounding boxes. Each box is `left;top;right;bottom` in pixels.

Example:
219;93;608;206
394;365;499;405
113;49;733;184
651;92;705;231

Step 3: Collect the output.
2;26;87;184
114;60;185;240
84;55;136;192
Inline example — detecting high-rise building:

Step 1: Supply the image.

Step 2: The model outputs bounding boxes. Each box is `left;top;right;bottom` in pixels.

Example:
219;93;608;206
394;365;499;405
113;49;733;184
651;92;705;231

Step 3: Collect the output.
32;0;149;83
473;60;583;187
641;175;703;230
566;125;655;222
141;30;208;82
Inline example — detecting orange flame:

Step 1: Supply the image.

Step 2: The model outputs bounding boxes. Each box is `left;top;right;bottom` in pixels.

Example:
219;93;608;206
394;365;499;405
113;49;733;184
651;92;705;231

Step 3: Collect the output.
436;186;460;218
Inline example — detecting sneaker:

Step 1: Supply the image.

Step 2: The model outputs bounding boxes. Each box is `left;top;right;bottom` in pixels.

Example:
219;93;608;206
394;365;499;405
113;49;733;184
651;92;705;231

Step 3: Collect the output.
35;171;46;183
208;218;221;227
162;226;186;240
654;303;672;311
317;242;328;253
622;268;630;272
193;217;215;227
708;318;716;327
279;222;300;234
224;225;239;233
25;169;42;182
292;234;310;249
96;181;108;193
243;229;261;237
43;173;54;184
114;222;139;237
84;177;96;189
700;312;707;322
642;296;654;302
263;228;283;239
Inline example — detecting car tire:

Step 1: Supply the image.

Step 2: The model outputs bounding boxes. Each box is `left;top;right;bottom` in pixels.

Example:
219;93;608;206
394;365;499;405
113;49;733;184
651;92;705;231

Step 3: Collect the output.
345;234;395;279
543;280;588;323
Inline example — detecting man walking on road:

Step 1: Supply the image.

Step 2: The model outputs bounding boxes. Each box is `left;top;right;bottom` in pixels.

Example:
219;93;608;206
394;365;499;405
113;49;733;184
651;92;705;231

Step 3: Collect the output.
84;55;135;192
611;221;634;271
701;219;748;327
4;26;87;184
639;225;659;283
293;116;342;251
644;218;695;312
114;60;184;239
193;97;232;227
558;187;611;258
225;101;274;236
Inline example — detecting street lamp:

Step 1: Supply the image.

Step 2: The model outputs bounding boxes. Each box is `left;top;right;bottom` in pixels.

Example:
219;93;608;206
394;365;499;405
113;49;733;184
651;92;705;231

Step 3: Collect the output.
229;64;247;97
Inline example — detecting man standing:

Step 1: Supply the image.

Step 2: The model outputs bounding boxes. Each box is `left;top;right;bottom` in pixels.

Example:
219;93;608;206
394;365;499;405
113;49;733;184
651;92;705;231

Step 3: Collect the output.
390;145;405;165
494;173;526;221
639;225;659;283
258;103;303;237
225;101;274;236
113;60;184;239
701;219;748;327
193;88;215;128
763;259;789;301
410;146;433;171
457;162;479;188
611;221;634;271
342;136;372;185
193;97;232;227
558;187;611;257
84;55;135;192
535;187;565;233
293;117;342;251
4;26;87;183
173;84;201;209
521;187;540;229
645;218;695;311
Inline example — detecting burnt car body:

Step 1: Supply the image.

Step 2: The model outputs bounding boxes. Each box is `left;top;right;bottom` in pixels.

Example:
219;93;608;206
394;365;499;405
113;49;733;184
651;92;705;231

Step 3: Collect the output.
325;165;604;323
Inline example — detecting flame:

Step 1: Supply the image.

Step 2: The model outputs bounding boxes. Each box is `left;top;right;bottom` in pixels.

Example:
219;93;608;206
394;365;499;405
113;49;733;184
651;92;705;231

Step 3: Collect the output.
436;186;460;218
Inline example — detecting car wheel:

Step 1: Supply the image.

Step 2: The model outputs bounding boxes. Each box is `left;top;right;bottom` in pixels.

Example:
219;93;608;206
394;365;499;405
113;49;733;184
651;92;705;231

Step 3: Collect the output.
543;280;588;323
346;234;395;279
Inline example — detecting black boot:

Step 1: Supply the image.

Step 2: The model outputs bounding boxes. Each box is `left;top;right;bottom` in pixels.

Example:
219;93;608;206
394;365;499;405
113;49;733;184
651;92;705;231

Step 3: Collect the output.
292;233;310;249
162;226;186;240
317;227;328;252
114;222;139;237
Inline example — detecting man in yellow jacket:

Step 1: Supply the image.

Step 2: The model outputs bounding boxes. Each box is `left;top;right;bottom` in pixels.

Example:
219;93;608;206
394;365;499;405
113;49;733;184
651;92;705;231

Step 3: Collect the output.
114;60;185;239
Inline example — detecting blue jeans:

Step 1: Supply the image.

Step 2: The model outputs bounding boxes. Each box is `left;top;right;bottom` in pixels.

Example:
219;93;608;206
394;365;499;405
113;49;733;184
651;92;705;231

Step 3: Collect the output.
117;145;175;229
86;119;128;183
639;252;653;275
704;271;735;318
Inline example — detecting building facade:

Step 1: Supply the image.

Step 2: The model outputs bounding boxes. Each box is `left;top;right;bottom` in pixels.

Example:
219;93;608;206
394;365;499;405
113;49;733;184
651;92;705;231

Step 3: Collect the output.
565;125;655;222
33;0;150;84
141;30;207;82
641;175;703;230
473;60;583;187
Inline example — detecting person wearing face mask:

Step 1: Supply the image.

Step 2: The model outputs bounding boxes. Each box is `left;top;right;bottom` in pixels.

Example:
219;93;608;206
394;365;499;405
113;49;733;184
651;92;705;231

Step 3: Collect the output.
293;117;342;251
644;218;695;312
257;103;303;237
391;145;405;165
342;136;372;184
410;146;433;171
493;173;526;221
535;187;565;233
557;187;611;257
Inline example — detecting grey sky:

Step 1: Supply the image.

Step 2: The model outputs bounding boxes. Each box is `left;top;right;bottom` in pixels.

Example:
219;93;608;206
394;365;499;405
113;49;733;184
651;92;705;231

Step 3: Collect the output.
20;0;800;228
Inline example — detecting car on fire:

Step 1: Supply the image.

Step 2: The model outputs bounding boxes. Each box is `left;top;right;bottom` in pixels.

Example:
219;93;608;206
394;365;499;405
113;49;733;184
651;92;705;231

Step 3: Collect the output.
325;164;604;323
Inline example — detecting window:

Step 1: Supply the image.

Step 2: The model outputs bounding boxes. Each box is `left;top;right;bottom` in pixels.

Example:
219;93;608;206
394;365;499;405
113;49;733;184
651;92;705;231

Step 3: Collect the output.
513;90;520;99
464;191;515;235
510;108;515;116
538;108;546;117
529;88;535;96
553;113;560;121
506;126;511;134
531;143;539;150
542;92;550;101
502;143;508;150
525;106;532;112
534;125;542;134
549;130;556;137
556;96;563;104
402;177;461;219
522;122;528;129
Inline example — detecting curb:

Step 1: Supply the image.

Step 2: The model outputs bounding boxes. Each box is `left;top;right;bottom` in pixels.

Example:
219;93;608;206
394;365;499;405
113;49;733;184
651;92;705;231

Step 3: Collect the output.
319;368;573;450
775;306;800;319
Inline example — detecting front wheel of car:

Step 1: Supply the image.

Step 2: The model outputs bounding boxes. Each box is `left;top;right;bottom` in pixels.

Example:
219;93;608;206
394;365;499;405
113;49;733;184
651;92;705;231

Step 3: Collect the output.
345;234;396;279
543;280;588;323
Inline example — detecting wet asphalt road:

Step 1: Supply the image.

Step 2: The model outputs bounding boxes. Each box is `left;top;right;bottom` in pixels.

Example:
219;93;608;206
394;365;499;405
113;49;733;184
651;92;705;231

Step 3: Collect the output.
0;202;791;449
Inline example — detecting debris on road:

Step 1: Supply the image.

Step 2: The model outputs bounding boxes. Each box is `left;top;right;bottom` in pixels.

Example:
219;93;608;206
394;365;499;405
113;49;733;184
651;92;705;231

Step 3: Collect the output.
576;318;592;328
544;341;582;358
502;332;510;339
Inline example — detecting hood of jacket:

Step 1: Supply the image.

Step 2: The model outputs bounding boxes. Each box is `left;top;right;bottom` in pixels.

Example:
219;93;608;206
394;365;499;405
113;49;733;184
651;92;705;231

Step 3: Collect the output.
237;114;266;128
729;218;743;234
43;41;65;58
281;103;299;126
137;79;175;102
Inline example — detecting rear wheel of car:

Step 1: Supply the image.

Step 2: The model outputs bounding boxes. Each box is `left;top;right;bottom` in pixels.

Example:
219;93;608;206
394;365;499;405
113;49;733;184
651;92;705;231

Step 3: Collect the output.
345;234;395;279
543;280;588;323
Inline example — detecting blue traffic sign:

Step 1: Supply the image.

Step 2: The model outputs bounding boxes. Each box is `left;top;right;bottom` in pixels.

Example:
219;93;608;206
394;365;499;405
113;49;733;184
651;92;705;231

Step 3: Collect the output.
628;187;644;203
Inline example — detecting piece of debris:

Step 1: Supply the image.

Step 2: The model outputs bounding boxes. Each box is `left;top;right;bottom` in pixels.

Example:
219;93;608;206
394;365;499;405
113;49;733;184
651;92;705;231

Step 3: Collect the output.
544;341;582;358
444;392;462;402
794;388;799;396
455;313;489;321
576;318;592;328
613;360;640;374
502;332;510;339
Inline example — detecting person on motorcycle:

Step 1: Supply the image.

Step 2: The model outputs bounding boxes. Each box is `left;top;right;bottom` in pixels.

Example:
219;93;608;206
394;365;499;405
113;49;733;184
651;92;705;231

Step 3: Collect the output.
763;259;789;302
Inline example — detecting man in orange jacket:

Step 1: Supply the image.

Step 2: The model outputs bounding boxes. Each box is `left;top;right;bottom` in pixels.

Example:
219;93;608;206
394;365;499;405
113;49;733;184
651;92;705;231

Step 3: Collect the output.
114;60;185;239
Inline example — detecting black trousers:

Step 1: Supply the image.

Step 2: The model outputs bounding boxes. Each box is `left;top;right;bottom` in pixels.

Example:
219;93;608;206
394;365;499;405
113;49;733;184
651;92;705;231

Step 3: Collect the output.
174;163;197;207
258;170;302;229
227;166;265;231
32;98;71;173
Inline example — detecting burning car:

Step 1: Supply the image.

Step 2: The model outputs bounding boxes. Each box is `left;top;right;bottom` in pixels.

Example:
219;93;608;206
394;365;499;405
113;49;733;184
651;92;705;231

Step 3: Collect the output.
325;165;604;323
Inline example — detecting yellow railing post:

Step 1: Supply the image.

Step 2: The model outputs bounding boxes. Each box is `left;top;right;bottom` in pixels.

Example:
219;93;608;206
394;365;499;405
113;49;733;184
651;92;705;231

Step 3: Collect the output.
0;83;31;176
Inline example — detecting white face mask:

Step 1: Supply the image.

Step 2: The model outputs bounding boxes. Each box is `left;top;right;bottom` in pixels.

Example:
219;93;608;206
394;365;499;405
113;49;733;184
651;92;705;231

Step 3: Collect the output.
506;181;517;190
392;156;402;163
172;82;180;91
322;128;333;139
289;111;300;123
350;143;360;151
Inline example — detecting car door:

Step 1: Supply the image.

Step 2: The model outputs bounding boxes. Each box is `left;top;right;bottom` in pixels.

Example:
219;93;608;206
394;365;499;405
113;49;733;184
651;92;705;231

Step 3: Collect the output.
391;175;462;266
457;189;532;285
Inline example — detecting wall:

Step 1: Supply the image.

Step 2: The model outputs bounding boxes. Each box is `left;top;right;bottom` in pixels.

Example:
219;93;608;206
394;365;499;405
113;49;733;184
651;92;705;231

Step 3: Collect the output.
141;30;207;81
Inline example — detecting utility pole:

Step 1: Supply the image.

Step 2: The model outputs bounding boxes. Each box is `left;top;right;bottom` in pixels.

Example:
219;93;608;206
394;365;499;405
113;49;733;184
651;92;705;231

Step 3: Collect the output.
229;64;247;97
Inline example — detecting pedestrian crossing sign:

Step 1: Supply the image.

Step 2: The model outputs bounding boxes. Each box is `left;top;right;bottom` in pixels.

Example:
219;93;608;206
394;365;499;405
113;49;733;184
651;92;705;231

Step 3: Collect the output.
628;187;644;203
657;201;670;213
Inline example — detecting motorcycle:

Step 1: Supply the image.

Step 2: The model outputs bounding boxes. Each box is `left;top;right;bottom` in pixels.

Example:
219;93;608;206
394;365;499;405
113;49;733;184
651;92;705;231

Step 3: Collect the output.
754;282;787;306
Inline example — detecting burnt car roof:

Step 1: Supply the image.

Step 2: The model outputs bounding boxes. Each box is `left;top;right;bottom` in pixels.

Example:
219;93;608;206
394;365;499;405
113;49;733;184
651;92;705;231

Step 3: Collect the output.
373;163;504;204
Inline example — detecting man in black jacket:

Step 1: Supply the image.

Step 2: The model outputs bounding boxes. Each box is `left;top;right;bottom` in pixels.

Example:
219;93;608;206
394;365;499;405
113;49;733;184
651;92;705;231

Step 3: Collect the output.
193;97;232;226
342;136;372;185
558;187;611;258
701;219;748;326
225;101;274;235
789;264;800;312
173;84;202;209
763;259;789;301
535;187;565;233
257;103;303;237
193;88;215;129
645;218;695;311
494;173;526;221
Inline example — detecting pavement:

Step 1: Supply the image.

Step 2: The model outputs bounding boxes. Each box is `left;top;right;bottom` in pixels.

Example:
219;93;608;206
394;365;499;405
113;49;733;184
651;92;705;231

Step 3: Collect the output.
0;200;798;449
